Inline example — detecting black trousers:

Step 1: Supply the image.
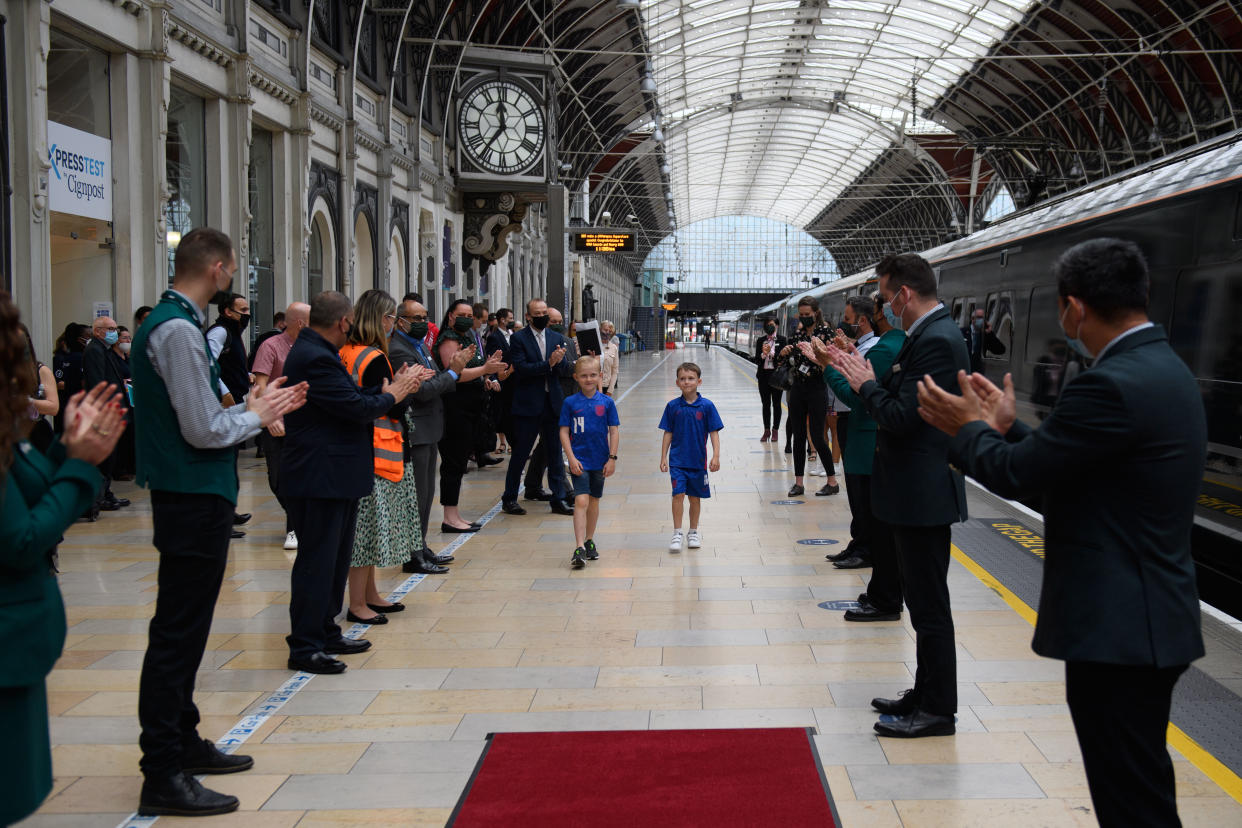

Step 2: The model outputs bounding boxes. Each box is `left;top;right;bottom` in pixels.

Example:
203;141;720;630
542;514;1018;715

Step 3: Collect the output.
843;472;871;556
138;491;233;779
260;431;292;533
864;512;903;613
409;442;437;542
1066;661;1188;828
892;523;955;715
438;395;481;507
756;369;783;432
787;380;835;477
503;406;566;503
524;437;548;493
285;497;359;660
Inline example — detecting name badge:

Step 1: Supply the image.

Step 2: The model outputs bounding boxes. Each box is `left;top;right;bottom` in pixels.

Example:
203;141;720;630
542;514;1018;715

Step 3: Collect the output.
798;363;811;375
891;362;902;373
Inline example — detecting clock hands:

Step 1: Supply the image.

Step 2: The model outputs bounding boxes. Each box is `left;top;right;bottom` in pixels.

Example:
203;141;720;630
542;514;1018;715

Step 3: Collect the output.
483;101;508;152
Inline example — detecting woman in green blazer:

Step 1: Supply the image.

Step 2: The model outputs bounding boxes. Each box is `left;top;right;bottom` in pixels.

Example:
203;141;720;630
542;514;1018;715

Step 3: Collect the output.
0;292;125;825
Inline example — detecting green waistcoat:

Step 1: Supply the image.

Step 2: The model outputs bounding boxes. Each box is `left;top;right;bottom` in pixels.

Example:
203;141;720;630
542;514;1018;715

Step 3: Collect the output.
131;291;238;502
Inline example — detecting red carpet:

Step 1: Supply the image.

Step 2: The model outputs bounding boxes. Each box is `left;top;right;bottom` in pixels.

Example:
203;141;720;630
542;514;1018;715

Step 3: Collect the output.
448;727;839;827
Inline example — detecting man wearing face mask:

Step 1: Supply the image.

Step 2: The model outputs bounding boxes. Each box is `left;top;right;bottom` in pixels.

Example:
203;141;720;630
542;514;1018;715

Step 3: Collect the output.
753;318;786;442
206;293;256;536
961;308;1006;375
827;253;970;739
917;238;1205;828
83;315;132;512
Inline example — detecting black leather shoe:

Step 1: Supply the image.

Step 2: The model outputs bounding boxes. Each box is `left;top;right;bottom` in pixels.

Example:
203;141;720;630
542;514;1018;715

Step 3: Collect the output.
787;484;804;497
233;513;252;526
833;556;872;570
230;529;246;539
106;496;131;509
815;483;841;496
426;549;455;564
826;544;859;562
871;691;917;716
100;498;123;512
476;454;504;467
287;652;346;674
180;737;254;775
874;710;955;738
524;489;553;501
345;610;388;625
441;522;479;533
845;604;901;622
325;637;372;655
138;772;239;817
406;558;449;574
368;602;405;614
501;501;527;515
550;500;574;515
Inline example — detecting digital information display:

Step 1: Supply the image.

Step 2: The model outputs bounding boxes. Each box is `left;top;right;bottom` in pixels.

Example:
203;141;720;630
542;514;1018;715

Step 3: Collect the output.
572;231;635;253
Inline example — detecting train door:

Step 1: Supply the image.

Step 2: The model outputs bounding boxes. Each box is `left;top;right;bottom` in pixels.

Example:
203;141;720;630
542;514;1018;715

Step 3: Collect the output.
984;291;1014;370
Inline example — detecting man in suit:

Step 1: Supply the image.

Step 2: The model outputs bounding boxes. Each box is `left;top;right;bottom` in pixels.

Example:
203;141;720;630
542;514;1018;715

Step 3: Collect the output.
501;298;573;516
829;252;970;738
389;296;470;573
83;315;132;512
813;297;907;626
280;291;422;674
917;238;1205;827
961;307;1006;374
752;318;786;443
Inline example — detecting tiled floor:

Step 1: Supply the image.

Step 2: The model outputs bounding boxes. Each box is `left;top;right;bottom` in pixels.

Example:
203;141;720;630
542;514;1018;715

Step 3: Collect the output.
19;346;1242;827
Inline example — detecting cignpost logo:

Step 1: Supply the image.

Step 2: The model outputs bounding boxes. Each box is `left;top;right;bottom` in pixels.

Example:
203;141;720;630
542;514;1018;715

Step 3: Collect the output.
48;142;108;203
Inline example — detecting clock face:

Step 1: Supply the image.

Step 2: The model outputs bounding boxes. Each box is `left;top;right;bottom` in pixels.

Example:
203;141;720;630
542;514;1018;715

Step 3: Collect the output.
458;79;546;176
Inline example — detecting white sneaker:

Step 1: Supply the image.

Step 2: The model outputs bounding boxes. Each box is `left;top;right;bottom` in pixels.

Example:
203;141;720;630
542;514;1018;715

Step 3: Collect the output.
809;467;825;477
283;531;298;551
687;530;702;549
669;530;684;552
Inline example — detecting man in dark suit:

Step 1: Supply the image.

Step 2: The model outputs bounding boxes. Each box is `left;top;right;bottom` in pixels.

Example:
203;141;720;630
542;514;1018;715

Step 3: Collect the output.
961;308;1006;374
829;253;970;738
280;291;422;674
83;315;132;512
390;296;469;573
752;318;786;443
501;298;572;515
917;238;1205;827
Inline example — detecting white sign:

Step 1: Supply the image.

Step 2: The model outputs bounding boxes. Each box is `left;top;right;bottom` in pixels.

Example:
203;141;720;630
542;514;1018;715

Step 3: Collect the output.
47;121;113;222
92;302;114;320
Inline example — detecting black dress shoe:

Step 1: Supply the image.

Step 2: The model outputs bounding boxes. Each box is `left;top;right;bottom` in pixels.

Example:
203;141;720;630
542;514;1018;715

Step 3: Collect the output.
833;555;872;570
325;637;372;655
180;737;254;775
287;652;346;674
368;601;405;614
787;484;804;497
826;543;860;562
524;489;553;501
406;558;449;574
426;549;455;564
233;512;252;526
138;772;240;817
815;482;841;496
346;610;389;625
550;500;574;515
230;529;246;539
874;710;955;739
100;498;123;512
441;522;479;533
476;454;504;467
844;604;901;622
108;496;131;508
501;501;527;515
871;691;917;716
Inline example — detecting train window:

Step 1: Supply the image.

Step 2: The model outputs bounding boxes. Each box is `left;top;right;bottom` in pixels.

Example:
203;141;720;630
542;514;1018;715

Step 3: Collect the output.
1234;190;1242;241
984;292;1013;362
1025;285;1076;410
1170;264;1242;381
951;298;965;325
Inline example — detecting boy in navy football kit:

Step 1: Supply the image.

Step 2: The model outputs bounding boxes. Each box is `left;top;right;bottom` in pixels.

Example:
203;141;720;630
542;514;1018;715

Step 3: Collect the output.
658;362;724;552
559;356;620;569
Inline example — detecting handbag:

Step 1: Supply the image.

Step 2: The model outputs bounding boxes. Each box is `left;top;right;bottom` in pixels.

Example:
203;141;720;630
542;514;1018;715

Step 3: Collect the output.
768;364;793;391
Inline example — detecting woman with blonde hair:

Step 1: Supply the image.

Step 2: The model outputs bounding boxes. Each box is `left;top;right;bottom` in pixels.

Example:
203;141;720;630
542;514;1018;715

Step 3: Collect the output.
341;289;432;624
599;320;620;396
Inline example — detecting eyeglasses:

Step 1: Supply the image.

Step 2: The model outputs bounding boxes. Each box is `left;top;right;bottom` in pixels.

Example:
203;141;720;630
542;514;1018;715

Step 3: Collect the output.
384;313;397;321
398;314;428;322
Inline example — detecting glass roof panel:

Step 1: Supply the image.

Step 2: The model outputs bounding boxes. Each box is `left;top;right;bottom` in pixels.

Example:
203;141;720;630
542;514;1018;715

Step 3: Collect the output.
643;0;1038;227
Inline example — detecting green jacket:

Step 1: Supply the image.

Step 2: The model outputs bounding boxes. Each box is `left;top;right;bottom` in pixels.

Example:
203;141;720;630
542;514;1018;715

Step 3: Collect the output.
824;329;906;475
0;439;99;687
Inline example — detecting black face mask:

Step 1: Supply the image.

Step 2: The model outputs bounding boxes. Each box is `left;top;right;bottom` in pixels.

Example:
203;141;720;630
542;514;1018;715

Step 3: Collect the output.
506;320;515;330
530;314;549;330
453;316;473;334
840;322;859;338
549;323;565;334
764;323;776;334
799;315;814;328
408;321;429;340
238;313;250;329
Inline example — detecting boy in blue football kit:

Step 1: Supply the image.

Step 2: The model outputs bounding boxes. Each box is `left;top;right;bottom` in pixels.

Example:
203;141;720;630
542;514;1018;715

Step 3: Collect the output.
658;362;724;552
559;356;620;569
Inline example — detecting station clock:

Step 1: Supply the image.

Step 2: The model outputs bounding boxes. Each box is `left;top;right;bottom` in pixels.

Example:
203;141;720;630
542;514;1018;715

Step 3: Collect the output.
457;78;546;177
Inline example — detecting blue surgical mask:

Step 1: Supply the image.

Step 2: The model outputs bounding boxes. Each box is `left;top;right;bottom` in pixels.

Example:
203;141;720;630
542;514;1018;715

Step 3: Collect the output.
103;330;119;346
883;304;902;331
1059;302;1093;360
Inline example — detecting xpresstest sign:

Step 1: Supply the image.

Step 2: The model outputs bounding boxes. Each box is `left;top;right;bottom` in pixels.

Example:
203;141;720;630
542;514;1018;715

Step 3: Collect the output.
47;121;112;222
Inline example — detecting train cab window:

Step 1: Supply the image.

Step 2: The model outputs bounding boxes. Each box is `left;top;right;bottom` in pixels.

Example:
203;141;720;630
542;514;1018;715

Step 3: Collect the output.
951;298;965;326
1170;264;1242;450
1025;286;1079;411
984;292;1013;362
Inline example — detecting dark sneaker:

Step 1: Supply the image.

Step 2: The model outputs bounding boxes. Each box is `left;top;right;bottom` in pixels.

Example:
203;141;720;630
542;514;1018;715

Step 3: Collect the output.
571;547;587;569
583;539;599;560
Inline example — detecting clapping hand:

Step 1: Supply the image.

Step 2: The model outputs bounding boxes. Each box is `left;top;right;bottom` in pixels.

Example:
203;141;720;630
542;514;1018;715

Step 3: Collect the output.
384;363;423;402
448;346;471;373
826;346;874;391
482;350;505;373
63;382;126;465
797;339;833;368
549;344;567;367
832;329;850;351
248;376;309;427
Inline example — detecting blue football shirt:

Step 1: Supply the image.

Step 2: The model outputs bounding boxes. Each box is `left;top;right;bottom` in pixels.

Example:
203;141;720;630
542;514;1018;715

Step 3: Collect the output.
658;394;724;470
559;391;620;470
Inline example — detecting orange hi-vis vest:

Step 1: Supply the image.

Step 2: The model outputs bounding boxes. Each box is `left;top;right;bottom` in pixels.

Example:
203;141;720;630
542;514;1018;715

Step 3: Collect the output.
340;344;404;482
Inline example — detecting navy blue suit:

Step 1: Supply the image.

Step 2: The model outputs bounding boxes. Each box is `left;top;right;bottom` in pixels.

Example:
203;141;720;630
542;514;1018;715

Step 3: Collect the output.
280;328;396;659
503;326;568;504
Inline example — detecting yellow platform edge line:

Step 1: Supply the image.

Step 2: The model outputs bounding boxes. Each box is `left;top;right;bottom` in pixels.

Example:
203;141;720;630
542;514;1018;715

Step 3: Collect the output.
950;544;1242;804
720;342;1242;803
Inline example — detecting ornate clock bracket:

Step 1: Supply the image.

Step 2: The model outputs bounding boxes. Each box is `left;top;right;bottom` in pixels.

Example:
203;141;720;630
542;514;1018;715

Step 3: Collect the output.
463;191;529;276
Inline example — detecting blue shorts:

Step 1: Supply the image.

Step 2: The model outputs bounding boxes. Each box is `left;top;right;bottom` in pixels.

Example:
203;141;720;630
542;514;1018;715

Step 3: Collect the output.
571;468;606;499
670;466;711;498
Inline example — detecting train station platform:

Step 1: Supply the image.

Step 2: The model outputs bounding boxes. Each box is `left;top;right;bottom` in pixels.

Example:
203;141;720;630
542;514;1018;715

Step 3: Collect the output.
20;346;1242;827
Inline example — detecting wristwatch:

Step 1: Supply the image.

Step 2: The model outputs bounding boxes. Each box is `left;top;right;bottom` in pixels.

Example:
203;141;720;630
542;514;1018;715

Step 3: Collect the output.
608;454;618;460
